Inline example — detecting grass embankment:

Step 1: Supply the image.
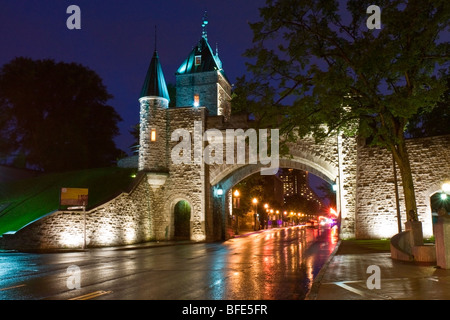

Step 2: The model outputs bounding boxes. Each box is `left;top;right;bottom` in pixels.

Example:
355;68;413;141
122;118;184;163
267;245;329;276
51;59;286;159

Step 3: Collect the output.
0;167;137;235
337;239;391;254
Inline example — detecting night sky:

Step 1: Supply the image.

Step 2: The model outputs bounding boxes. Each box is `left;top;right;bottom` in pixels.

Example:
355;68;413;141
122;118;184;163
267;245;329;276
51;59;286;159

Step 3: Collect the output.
1;0;266;153
1;0;331;196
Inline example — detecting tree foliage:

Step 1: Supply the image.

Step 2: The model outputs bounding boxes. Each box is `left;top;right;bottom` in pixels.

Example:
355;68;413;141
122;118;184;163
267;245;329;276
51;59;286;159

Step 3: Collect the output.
0;57;123;172
406;74;450;138
283;194;320;216
235;0;449;221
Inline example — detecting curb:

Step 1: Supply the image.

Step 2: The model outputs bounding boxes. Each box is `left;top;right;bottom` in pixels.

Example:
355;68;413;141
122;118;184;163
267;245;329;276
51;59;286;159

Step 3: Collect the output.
305;239;342;300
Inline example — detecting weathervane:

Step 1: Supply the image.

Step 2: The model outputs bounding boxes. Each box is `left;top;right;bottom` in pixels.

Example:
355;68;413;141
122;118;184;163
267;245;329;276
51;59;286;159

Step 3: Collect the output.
202;11;208;41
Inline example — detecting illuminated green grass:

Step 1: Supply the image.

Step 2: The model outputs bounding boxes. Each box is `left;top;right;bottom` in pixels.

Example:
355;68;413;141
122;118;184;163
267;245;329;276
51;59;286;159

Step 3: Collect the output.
0;167;137;235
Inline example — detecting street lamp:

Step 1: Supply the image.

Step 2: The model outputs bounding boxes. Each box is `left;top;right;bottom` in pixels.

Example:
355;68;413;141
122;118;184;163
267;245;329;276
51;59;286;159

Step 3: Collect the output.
233;189;240;208
233;189;240;234
252;198;258;230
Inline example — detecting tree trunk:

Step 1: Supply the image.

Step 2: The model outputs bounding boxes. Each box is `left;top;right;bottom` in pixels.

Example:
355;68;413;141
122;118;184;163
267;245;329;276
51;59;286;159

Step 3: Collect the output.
391;136;418;221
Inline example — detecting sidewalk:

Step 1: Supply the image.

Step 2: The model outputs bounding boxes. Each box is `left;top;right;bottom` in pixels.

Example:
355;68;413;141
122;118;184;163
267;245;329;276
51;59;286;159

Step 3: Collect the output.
307;239;450;300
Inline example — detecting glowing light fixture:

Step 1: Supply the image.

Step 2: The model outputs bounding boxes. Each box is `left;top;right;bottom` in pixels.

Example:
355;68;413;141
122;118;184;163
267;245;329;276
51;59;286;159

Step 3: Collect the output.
150;129;156;142
330;207;337;216
442;182;450;194
193;94;200;107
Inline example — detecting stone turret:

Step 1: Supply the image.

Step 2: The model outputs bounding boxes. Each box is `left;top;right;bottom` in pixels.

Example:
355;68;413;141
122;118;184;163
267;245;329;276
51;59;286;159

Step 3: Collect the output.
138;50;170;174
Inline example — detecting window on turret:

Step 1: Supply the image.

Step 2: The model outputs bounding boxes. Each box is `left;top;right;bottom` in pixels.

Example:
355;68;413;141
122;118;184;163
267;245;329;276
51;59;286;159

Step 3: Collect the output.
150;129;156;142
193;94;200;107
195;55;201;66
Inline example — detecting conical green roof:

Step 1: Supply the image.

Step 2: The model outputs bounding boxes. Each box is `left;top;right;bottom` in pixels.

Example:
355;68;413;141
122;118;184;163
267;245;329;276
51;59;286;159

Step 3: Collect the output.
140;50;170;101
176;37;224;76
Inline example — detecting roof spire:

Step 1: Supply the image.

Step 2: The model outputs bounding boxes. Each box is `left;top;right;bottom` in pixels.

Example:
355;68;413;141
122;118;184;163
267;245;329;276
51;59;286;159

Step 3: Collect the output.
154;25;157;51
201;11;208;41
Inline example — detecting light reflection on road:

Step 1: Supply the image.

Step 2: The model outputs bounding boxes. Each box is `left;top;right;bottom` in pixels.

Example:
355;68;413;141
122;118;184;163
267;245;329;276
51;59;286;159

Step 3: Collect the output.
0;225;338;300
208;225;338;300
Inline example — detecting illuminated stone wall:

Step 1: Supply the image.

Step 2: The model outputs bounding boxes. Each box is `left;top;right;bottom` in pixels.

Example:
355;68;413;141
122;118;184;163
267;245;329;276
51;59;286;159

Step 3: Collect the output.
2;127;447;250
176;71;231;119
0;175;153;250
355;135;450;239
138;97;169;172
159;107;209;242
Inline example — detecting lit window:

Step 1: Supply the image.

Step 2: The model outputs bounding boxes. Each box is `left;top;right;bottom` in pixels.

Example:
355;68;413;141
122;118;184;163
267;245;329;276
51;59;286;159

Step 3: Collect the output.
193;94;200;107
195;55;202;66
150;129;156;142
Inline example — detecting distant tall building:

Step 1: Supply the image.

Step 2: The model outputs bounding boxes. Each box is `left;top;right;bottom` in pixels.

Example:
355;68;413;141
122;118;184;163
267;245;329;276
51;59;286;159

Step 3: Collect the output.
279;168;306;197
278;168;323;208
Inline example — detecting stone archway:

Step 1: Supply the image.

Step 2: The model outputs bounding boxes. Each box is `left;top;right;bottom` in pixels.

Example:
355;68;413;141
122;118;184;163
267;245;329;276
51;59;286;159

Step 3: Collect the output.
210;155;347;240
165;194;205;242
423;182;450;238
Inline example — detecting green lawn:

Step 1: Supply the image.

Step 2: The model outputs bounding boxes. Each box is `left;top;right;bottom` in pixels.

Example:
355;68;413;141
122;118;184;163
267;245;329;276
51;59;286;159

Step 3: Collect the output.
0;167;137;235
337;239;392;254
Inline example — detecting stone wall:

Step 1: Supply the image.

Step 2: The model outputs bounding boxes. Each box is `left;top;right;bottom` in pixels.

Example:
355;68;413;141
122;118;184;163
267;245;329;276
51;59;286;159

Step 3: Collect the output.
139;97;169;172
176;71;231;119
161;107;209;241
2;124;447;250
355;135;450;239
0;173;152;250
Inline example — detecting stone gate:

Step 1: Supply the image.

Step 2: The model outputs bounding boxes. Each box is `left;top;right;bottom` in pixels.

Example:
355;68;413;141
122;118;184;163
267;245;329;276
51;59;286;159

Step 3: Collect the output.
1;20;449;250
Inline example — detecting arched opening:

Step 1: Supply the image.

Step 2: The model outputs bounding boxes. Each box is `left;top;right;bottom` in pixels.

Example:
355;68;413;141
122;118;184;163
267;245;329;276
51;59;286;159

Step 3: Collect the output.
174;200;191;240
215;166;338;238
430;191;450;233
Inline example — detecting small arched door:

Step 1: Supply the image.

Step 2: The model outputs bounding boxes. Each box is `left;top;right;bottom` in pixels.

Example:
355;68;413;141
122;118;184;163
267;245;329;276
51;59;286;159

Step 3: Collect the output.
174;200;191;240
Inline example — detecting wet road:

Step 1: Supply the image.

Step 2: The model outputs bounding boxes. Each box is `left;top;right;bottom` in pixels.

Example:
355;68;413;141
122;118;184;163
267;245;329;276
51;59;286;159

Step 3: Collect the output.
0;225;338;300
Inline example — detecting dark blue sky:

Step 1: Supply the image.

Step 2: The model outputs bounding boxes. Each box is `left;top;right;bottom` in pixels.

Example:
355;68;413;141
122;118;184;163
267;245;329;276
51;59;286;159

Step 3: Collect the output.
1;0;266;153
1;0;335;198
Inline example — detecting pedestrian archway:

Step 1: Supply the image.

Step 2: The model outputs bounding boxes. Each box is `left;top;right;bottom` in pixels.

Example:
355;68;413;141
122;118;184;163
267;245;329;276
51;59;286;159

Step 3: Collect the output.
174;200;191;240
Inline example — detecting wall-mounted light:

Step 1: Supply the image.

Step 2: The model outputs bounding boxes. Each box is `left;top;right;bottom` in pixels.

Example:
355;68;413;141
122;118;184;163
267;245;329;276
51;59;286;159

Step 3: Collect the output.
215;187;223;197
442;182;450;194
193;94;200;107
150;129;156;142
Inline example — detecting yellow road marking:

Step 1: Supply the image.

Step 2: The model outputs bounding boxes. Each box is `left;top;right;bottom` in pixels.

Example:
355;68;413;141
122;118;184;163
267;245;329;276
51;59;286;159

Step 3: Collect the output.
69;290;112;300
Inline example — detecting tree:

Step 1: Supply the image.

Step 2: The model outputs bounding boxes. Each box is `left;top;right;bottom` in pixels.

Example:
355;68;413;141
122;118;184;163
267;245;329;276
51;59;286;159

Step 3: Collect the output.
233;174;265;217
235;0;449;222
406;74;450;138
128;123;140;154
0;57;123;172
283;194;320;216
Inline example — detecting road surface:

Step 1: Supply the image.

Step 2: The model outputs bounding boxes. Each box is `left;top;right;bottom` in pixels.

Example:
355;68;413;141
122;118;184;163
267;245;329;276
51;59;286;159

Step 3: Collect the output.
0;225;338;300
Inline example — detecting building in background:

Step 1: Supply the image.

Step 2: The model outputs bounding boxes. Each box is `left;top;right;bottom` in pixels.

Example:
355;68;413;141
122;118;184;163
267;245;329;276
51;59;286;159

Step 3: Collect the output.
279;168;323;209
